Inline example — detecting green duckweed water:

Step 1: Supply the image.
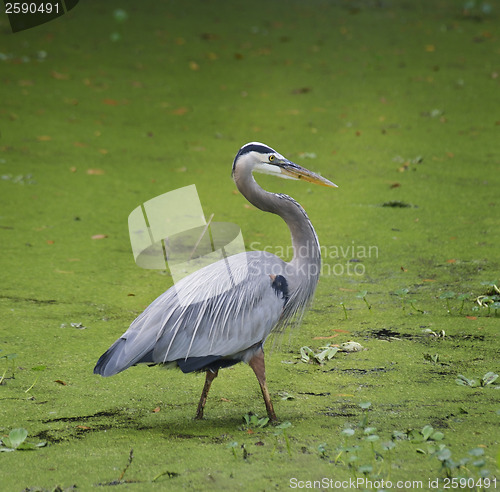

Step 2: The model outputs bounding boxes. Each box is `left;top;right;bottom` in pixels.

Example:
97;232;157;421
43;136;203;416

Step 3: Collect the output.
1;1;499;490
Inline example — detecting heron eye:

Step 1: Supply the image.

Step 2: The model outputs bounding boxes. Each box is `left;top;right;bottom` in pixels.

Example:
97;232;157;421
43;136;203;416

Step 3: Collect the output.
268;155;275;162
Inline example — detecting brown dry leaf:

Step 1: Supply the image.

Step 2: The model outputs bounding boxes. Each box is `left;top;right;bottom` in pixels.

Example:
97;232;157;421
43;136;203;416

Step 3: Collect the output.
69;166;77;172
86;169;105;175
54;379;67;385
220;397;231;402
51;71;69;80
76;425;91;430
189;61;200;71
37;135;52;141
313;334;339;340
446;259;456;264
98;149;108;155
152;407;161;413
91;234;108;240
292;87;311;95
46;240;55;245
172;107;189;115
466;316;477;320
102;98;118;106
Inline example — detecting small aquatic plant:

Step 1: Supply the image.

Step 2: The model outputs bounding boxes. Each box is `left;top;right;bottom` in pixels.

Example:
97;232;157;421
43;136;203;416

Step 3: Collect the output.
0;428;46;451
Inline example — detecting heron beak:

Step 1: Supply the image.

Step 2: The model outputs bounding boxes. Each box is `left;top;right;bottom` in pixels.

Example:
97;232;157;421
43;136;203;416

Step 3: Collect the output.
280;161;338;188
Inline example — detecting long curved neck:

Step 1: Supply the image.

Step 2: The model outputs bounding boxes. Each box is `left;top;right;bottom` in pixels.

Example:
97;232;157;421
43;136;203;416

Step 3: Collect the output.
234;170;321;280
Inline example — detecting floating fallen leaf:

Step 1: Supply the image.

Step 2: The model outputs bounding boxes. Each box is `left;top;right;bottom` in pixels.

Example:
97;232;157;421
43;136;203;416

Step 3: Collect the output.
54;380;67;385
51;71;69;80
172;107;189;115
292;87;311;94
91;234;108;240
339;341;364;352
86;169;105;175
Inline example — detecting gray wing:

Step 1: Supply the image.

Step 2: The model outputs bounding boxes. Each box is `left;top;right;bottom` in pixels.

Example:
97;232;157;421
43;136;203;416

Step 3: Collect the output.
94;251;289;377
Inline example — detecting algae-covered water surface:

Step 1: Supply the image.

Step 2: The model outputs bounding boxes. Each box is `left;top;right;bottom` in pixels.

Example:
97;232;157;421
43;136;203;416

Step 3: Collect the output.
1;1;499;490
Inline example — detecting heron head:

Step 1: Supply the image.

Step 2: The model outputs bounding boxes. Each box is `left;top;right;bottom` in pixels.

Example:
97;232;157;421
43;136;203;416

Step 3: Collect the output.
232;142;337;188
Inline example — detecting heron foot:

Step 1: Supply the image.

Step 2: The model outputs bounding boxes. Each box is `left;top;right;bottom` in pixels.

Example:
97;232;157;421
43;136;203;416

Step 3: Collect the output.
248;348;278;424
194;369;218;420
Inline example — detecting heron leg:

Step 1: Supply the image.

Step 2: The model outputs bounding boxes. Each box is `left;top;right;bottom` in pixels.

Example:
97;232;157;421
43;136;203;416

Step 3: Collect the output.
248;348;277;422
195;369;218;420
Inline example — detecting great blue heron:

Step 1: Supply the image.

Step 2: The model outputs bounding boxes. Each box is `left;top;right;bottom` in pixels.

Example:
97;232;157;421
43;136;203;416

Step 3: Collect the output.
94;142;336;421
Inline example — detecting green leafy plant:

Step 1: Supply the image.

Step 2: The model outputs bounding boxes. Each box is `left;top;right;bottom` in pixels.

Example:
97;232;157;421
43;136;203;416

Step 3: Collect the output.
439;291;456;314
0;428;46;451
456;372;499;388
473;281;500;316
340;301;348;319
242;412;269;430
0;351;17;384
356;290;372;311
273;421;292;457
395;288;423;313
25;365;47;394
299;345;339;365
